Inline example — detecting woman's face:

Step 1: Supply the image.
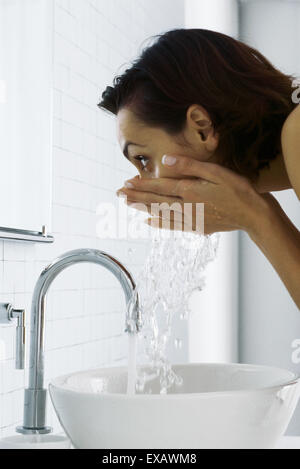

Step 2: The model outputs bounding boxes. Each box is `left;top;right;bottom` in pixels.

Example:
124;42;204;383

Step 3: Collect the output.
116;106;220;180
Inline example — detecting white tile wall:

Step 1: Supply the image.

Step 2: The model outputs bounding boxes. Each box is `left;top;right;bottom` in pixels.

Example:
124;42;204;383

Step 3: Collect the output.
0;0;185;438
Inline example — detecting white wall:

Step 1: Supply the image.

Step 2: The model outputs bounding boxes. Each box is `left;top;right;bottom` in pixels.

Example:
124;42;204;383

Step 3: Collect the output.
185;0;239;36
0;0;185;437
185;0;240;364
238;0;300;435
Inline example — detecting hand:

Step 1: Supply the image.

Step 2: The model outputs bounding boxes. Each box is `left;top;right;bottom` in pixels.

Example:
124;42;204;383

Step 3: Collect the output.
116;154;266;235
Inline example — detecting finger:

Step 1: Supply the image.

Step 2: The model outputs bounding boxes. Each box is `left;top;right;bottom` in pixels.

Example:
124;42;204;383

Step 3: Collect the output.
126;200;158;216
126;199;206;232
126;201;152;215
143;207;201;231
118;189;184;207
162;154;239;185
144;216;197;233
144;216;182;231
144;216;222;235
123;176;198;198
126;199;184;217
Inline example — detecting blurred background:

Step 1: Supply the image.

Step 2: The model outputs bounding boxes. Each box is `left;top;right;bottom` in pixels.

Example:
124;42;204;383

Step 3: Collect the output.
0;0;299;438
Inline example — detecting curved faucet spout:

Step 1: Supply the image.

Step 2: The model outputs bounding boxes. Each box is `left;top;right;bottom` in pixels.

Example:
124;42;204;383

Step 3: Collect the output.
16;248;142;435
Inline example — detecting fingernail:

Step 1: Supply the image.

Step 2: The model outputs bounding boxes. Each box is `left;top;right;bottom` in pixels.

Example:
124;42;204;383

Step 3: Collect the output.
162;155;177;166
124;181;134;188
117;191;126;198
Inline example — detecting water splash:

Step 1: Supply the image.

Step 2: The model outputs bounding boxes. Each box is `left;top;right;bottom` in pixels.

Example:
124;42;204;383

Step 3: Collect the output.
128;225;220;395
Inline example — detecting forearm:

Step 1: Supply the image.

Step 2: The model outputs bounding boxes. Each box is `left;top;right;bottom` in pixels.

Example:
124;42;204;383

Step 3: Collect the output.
247;193;300;309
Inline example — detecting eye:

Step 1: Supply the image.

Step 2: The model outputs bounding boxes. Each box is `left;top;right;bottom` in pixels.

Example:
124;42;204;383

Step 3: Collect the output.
133;155;149;171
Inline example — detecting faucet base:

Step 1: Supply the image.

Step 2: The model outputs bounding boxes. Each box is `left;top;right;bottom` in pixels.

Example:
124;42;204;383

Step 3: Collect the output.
16;426;52;435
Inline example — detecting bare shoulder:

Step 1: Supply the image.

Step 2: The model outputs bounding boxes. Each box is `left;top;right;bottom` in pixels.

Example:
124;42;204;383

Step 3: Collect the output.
281;104;300;200
282;103;300;128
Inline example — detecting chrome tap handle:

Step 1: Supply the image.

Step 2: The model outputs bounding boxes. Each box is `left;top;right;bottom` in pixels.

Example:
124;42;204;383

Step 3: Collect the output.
0;303;25;369
11;308;25;369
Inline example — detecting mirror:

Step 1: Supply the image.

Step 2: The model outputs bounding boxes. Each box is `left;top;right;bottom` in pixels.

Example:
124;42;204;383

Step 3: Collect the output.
0;0;53;242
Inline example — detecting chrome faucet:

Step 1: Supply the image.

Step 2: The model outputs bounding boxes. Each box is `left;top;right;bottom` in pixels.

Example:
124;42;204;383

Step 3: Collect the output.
16;248;142;435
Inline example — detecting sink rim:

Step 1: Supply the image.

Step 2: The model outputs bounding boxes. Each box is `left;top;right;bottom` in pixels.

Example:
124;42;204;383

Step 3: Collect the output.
49;362;300;399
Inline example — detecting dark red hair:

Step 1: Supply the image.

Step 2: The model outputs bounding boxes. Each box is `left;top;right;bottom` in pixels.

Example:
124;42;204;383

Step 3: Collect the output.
98;28;298;181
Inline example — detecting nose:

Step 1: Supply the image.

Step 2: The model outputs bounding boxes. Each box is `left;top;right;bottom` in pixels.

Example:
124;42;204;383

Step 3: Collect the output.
154;163;168;178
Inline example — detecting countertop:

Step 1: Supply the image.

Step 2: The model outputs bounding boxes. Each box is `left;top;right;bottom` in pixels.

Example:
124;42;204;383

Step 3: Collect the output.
275;436;300;449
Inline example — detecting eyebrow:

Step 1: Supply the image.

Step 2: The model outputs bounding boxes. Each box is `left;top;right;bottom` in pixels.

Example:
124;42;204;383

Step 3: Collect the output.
122;141;147;160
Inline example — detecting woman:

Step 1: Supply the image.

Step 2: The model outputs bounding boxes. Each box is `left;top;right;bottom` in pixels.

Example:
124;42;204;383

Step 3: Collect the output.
98;28;300;309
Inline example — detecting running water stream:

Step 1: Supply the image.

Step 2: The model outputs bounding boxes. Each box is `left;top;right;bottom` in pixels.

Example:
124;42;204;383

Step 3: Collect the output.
126;224;220;396
126;334;138;395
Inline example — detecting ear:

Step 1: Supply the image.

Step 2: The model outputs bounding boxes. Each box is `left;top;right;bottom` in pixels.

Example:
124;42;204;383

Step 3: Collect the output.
186;104;219;152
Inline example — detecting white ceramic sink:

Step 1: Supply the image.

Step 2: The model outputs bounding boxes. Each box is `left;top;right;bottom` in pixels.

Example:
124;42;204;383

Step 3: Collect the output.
49;362;300;449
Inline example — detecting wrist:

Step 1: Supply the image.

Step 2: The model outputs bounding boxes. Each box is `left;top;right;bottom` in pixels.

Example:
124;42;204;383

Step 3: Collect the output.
246;192;282;243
